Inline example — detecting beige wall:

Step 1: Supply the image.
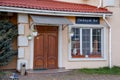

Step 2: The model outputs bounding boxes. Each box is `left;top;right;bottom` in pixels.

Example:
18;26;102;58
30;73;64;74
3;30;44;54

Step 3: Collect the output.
107;0;120;66
0;56;17;69
23;24;31;69
56;0;99;6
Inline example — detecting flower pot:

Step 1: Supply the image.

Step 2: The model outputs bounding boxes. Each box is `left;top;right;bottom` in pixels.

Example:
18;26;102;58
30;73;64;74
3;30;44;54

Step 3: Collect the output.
72;55;85;58
89;54;101;58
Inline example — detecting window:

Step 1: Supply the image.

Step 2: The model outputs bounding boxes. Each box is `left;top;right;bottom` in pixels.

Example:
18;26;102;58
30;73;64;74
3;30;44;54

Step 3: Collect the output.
71;27;104;59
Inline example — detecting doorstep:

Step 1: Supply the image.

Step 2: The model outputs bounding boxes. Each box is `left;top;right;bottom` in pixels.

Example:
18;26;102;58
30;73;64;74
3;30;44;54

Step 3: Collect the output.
27;69;72;75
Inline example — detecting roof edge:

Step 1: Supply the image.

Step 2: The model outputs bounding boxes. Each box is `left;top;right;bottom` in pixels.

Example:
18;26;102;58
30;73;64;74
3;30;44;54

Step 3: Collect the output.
0;6;112;17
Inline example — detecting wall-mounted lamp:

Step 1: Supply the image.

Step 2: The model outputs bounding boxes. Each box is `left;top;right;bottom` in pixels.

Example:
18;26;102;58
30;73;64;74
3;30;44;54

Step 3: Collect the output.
27;35;32;40
32;29;38;36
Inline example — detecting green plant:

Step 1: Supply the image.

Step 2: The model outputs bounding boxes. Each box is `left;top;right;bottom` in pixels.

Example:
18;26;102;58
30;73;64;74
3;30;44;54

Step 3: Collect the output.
0;20;18;66
78;66;120;75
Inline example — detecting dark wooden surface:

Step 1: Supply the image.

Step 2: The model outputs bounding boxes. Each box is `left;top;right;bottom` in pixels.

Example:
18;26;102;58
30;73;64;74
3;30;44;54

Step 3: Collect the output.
34;26;58;69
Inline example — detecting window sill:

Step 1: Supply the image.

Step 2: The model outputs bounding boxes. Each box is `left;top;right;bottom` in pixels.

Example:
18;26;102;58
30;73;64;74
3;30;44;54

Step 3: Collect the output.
72;55;85;58
69;56;106;61
72;54;102;58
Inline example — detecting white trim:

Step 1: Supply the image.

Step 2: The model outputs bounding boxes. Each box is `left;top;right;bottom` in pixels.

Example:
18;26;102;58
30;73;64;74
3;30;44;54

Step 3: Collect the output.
109;28;112;68
18;13;28;23
103;27;107;59
103;14;112;68
0;6;112;17
18;36;28;46
58;25;63;68
68;27;71;58
71;24;104;28
30;24;34;69
68;24;107;61
17;59;28;71
69;58;106;61
80;28;83;55
18;24;25;35
90;28;93;54
18;47;25;58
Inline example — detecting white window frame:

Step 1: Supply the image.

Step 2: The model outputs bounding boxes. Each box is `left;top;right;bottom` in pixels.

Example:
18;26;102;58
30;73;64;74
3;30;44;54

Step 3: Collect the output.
68;24;107;61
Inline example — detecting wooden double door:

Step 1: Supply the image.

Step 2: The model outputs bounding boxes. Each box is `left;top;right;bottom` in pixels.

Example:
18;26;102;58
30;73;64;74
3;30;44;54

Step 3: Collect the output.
34;26;58;69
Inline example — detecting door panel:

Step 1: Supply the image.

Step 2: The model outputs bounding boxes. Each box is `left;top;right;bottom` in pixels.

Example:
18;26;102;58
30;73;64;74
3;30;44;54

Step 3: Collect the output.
47;33;58;69
34;33;45;69
34;26;58;69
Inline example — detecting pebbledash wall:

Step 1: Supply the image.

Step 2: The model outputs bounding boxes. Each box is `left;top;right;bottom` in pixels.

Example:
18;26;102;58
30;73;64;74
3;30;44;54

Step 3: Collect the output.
17;0;120;70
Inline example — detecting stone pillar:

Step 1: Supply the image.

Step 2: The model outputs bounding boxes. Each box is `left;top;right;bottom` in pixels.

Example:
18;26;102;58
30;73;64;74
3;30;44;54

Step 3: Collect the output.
17;13;29;71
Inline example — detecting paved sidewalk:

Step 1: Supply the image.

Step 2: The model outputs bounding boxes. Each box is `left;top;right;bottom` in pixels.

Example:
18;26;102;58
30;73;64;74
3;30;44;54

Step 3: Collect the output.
19;71;120;80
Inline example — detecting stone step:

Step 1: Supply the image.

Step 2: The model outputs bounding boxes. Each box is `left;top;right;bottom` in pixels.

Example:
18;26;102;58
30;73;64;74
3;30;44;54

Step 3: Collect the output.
26;69;72;75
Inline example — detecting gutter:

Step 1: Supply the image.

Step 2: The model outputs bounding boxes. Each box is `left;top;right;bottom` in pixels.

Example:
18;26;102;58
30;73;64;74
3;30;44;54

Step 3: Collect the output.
0;6;112;17
103;14;112;68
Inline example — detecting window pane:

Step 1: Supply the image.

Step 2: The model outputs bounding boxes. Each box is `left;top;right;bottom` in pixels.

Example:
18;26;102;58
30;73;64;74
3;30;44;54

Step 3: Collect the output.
92;29;101;54
71;28;103;58
71;28;80;57
71;28;80;41
82;29;90;55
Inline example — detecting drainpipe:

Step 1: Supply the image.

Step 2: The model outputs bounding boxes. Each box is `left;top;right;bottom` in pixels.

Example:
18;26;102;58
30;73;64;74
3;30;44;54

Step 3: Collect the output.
98;0;102;8
103;14;112;68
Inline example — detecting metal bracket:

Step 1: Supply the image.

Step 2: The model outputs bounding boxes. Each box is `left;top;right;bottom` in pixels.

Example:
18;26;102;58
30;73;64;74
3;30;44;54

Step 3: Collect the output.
62;24;68;30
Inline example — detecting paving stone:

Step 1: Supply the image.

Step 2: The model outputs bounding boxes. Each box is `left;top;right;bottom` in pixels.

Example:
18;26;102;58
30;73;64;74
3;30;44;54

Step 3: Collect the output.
19;71;120;80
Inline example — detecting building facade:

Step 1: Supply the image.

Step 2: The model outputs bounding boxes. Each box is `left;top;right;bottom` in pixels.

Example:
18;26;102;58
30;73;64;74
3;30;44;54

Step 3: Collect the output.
0;0;120;70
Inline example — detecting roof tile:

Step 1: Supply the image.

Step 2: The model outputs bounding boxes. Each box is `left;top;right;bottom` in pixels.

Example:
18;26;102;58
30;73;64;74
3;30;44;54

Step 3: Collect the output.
0;0;112;14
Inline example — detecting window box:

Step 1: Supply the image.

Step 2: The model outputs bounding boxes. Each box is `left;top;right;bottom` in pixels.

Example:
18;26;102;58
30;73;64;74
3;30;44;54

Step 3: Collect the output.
88;54;102;58
72;55;85;58
72;54;101;58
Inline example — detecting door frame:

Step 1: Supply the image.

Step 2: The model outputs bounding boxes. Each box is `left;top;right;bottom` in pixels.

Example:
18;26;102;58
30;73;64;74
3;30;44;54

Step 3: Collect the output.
29;24;63;69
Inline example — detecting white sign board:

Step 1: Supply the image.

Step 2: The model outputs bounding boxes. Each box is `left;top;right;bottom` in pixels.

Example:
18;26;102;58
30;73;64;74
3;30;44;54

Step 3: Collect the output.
18;36;28;46
18;48;25;58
